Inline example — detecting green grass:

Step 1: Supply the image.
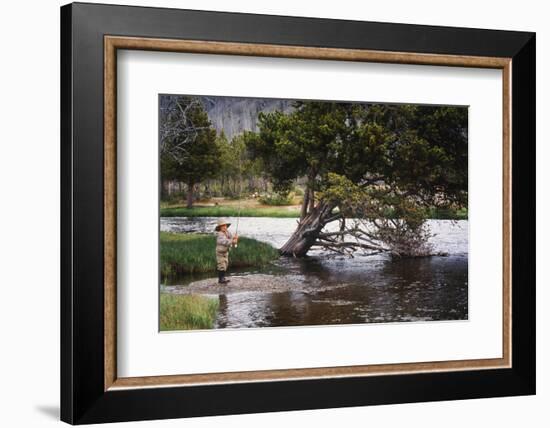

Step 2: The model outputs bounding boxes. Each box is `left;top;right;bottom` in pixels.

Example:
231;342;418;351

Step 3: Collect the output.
160;232;280;278
160;204;466;220
160;205;300;218
160;294;219;330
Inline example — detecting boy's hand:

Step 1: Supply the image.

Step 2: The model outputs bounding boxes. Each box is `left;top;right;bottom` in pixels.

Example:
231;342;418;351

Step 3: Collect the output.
233;235;239;243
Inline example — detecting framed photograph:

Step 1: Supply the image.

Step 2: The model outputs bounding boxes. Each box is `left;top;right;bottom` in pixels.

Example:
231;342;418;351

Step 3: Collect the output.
61;2;535;424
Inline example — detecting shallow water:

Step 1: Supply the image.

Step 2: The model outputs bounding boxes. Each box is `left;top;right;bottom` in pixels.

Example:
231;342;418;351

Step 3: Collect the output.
161;217;468;328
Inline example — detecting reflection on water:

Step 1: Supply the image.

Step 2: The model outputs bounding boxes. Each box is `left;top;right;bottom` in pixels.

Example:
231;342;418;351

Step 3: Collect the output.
161;217;468;328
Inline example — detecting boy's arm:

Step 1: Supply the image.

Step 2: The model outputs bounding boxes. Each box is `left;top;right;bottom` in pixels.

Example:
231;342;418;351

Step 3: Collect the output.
216;232;233;247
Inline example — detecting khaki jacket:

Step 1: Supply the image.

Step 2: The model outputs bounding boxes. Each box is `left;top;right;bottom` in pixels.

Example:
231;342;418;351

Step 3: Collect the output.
216;230;233;254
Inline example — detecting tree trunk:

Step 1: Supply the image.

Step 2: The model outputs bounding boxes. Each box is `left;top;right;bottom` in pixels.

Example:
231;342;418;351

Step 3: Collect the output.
280;201;336;257
308;188;315;212
186;182;195;208
160;178;169;200
300;187;310;220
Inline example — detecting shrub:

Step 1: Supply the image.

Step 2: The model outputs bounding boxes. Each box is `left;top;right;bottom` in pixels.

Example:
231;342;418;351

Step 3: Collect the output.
258;192;294;206
293;187;304;196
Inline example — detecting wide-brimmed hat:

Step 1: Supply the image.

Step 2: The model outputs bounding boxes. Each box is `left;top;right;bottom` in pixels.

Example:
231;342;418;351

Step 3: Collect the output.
214;218;231;231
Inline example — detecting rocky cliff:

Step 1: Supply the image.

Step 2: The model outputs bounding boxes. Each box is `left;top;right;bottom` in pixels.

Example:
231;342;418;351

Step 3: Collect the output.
160;94;294;140
201;96;294;139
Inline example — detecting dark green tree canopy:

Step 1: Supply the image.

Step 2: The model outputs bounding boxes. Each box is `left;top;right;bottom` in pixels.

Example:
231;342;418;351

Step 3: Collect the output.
160;96;220;184
160;96;220;207
249;101;467;206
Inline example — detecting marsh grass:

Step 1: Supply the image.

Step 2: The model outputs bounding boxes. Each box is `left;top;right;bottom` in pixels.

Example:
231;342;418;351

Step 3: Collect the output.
160;205;300;218
160;204;466;220
160;232;279;278
160;294;219;330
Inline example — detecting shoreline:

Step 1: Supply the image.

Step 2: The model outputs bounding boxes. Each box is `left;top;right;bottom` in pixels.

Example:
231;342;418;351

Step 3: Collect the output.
160;204;468;220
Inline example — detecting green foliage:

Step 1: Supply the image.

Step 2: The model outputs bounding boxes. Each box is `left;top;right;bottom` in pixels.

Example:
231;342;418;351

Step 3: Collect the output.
427;206;468;220
160;294;219;330
247;102;351;193
160;232;279;279
320;174;364;209
249;102;467;206
210;131;268;198
320;173;434;256
216;132;240;181
356;104;468;206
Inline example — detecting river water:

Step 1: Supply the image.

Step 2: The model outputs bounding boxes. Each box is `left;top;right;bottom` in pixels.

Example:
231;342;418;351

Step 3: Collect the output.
161;217;468;328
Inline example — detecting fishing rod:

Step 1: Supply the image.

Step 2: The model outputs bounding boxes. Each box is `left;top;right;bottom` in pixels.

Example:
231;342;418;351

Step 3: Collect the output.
234;151;243;248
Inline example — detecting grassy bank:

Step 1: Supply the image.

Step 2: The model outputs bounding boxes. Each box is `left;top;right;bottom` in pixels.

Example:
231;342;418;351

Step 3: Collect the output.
160;294;219;330
161;205;300;218
160;232;280;278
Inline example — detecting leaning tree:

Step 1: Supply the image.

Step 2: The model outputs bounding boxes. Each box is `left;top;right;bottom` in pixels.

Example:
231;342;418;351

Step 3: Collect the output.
160;96;220;207
246;101;467;257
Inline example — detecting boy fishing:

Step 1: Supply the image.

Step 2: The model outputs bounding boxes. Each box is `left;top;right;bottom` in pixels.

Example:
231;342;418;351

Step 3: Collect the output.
215;218;238;284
